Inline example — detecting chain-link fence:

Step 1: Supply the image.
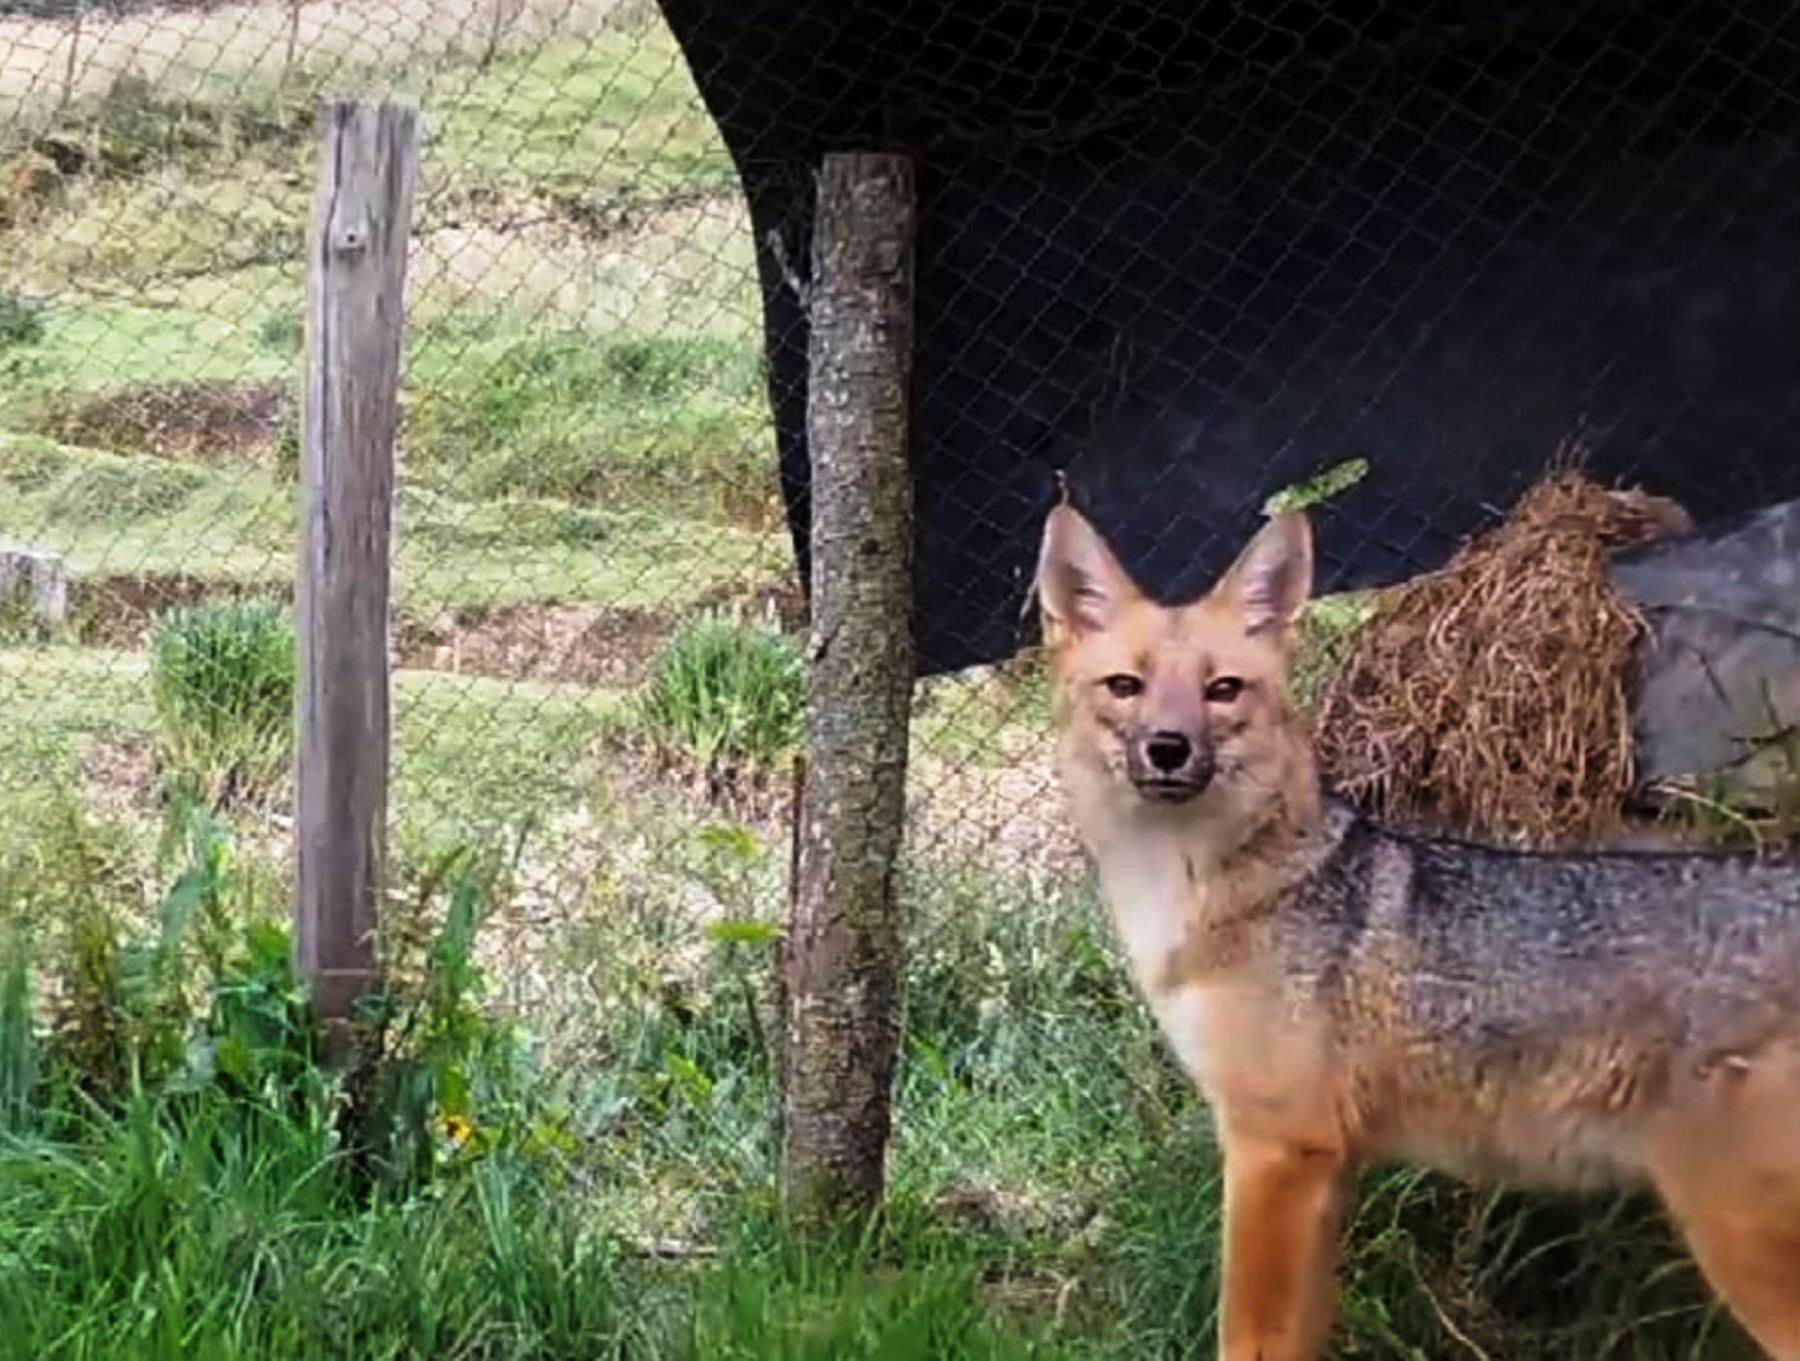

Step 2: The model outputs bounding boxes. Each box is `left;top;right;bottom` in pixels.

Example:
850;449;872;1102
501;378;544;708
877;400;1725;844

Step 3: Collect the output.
0;0;1089;1065
2;0;1798;1045
5;6;1799;1350
0;1;750;1039
671;0;1800;677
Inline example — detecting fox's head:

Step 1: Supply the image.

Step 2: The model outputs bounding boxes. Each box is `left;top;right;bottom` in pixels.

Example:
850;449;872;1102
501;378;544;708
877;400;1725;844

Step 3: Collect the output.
1035;504;1316;829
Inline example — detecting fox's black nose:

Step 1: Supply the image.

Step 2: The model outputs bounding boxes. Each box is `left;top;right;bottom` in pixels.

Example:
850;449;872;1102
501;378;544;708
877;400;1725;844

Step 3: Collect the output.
1144;732;1192;773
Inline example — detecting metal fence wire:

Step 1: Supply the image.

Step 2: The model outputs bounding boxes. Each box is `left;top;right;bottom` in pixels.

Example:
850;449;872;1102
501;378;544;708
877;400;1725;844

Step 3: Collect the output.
1;0;1798;1030
662;0;1800;676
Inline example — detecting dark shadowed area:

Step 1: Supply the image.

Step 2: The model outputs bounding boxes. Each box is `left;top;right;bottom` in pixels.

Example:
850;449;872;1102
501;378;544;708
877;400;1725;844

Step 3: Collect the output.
659;0;1800;674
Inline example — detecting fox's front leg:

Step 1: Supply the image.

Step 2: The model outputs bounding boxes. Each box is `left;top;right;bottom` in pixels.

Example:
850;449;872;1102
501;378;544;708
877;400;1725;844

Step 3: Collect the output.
1218;1133;1351;1361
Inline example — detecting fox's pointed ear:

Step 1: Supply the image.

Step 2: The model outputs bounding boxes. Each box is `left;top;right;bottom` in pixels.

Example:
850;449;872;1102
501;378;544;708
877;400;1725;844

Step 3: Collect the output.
1036;504;1140;636
1217;512;1313;635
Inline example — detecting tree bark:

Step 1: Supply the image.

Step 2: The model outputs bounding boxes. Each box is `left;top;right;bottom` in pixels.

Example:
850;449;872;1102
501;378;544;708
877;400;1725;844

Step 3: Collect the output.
780;151;916;1225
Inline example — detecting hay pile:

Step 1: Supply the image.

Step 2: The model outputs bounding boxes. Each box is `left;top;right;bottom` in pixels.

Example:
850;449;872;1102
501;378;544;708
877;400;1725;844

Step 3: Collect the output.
1314;470;1691;847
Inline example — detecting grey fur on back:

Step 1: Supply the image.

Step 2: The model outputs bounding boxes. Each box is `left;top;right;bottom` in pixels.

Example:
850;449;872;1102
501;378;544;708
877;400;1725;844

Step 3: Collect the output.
1271;799;1800;1181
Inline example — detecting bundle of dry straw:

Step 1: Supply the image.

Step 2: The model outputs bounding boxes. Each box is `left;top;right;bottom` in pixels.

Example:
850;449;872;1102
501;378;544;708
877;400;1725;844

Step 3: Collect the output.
1314;469;1691;847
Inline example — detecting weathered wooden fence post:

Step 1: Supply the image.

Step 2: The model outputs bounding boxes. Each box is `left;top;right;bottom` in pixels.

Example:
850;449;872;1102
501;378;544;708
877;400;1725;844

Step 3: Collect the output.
280;0;303;90
781;152;917;1223
480;0;515;70
0;540;68;630
59;5;82;112
295;99;419;1048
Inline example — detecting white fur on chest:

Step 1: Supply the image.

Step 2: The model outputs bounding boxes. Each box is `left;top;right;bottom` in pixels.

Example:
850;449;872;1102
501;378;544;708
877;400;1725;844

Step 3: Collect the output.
1089;824;1220;1089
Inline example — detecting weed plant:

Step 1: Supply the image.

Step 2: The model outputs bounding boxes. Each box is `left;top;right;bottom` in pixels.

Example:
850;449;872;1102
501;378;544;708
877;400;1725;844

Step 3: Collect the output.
635;613;806;788
148;601;295;805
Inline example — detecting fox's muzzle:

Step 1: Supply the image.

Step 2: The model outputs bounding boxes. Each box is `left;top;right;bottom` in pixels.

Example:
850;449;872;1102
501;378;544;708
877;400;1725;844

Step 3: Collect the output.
1127;728;1215;803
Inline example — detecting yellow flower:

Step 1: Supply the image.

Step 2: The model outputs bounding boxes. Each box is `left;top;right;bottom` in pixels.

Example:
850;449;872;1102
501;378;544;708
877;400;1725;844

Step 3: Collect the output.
440;1113;476;1146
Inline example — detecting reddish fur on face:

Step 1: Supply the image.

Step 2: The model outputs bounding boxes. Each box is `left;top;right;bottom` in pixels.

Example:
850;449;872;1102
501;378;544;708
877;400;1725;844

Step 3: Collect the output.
1038;506;1320;857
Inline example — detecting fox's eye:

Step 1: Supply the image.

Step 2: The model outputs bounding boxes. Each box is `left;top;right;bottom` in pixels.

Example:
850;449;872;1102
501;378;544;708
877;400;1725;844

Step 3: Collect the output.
1102;674;1144;700
1204;675;1244;704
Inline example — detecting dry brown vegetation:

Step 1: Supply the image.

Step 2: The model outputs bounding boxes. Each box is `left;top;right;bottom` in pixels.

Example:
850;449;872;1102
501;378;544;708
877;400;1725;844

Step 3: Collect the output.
1315;467;1692;846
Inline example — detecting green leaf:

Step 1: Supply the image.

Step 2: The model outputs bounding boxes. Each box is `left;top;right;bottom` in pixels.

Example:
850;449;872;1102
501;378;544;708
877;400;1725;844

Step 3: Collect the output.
706;918;784;946
1262;456;1370;516
664;1051;714;1104
697;820;766;865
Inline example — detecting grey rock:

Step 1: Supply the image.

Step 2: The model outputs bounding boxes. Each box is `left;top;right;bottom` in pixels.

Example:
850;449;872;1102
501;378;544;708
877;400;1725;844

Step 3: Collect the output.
1612;498;1800;806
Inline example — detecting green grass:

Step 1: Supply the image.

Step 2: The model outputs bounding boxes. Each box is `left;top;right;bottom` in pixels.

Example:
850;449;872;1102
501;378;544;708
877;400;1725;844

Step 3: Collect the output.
0;290;44;351
0;645;152;776
633;613;806;780
0;775;1752;1360
0;5;766;534
0;433;785;613
1;80;314;293
401;491;785;612
149;600;296;803
0;301;287;418
426;27;736;204
0;641;626;861
390;671;622;860
0;1139;650;1361
406;326;773;517
0;10;776;642
1;22;731;289
1292;592;1375;712
912;654;1053;770
0;302;776;520
0;635;1756;1360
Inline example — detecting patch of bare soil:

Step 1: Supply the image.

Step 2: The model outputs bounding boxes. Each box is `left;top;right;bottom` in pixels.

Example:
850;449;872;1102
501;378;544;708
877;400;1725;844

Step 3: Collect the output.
394;601;668;687
0;0;628;127
76;730;160;813
397;575;802;687
692;574;805;631
70;572;291;646
908;749;1085;881
67;567;802;686
37;380;290;465
410;190;753;337
542;185;727;244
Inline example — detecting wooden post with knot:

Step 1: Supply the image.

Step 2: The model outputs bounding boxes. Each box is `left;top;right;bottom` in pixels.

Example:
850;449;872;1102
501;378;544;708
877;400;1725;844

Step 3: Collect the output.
295;98;419;1053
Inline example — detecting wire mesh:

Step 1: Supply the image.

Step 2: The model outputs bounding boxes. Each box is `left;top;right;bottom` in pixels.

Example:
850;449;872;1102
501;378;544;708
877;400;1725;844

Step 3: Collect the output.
0;0;784;1045
667;0;1800;678
1;0;1797;1049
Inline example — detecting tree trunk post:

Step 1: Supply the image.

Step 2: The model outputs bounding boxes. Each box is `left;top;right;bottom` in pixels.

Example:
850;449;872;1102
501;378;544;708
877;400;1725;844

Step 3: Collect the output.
780;151;917;1225
295;99;419;1052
